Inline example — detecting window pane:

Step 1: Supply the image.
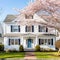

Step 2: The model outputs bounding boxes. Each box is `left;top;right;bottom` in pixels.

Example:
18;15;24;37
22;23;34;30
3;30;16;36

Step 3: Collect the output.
15;39;19;45
11;25;19;32
48;39;51;45
25;26;32;32
40;39;44;45
10;39;14;45
45;39;47;45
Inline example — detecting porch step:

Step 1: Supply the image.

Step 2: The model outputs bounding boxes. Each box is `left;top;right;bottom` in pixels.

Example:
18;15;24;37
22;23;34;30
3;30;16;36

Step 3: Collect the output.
24;48;35;52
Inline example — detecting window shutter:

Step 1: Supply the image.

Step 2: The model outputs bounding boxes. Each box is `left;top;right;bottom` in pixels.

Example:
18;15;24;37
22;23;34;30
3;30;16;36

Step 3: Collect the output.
46;27;48;32
19;39;20;45
9;39;10;45
18;25;20;32
51;39;53;45
32;25;34;32
25;26;27;32
11;25;13;32
39;25;40;32
39;39;41;45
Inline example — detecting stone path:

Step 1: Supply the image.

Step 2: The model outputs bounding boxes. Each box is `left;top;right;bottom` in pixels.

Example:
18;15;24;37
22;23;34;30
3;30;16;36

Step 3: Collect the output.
24;52;37;60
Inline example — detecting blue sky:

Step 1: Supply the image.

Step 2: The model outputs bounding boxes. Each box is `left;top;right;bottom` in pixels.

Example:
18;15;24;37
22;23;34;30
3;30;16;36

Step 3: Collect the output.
0;0;31;22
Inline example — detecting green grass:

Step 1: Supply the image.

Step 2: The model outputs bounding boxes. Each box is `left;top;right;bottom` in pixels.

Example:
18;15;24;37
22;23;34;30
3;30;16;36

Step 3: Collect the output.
0;52;25;58
35;52;60;58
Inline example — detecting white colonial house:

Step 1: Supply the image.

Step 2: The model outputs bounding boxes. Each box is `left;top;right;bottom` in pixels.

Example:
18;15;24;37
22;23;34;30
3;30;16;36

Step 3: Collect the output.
3;12;56;51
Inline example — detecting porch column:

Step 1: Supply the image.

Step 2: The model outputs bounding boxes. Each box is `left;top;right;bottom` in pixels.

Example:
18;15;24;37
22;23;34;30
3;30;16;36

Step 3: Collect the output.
21;36;24;45
35;36;38;46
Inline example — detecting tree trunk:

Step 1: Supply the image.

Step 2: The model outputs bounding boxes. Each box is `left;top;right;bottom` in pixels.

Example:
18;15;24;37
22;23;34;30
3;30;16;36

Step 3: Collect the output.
58;48;60;56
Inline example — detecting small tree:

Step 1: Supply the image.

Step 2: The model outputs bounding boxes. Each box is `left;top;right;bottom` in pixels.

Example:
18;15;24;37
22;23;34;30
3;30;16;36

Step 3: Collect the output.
19;45;24;52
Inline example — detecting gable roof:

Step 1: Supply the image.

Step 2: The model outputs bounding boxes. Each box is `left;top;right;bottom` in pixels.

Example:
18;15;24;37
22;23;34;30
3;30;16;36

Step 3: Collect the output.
4;15;17;22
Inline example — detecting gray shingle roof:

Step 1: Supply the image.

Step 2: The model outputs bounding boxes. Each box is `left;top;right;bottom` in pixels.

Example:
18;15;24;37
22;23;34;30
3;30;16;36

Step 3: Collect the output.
4;15;17;22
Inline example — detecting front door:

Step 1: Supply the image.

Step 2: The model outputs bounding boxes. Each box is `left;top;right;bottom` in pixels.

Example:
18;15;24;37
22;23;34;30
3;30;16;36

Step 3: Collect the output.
27;39;32;48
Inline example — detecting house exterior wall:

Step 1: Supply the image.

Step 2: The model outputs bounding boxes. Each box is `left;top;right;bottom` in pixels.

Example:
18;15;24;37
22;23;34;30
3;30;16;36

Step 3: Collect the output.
3;14;56;51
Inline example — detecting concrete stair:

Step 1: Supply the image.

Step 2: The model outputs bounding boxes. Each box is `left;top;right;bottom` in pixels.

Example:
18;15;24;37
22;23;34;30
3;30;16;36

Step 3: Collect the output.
24;48;35;52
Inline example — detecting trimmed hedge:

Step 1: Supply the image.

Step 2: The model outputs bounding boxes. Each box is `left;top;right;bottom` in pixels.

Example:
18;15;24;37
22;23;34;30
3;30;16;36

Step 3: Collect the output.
19;45;24;52
0;44;4;51
35;45;40;51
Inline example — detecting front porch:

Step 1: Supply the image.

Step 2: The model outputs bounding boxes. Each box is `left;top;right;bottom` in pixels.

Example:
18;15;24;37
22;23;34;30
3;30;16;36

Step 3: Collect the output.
4;33;56;51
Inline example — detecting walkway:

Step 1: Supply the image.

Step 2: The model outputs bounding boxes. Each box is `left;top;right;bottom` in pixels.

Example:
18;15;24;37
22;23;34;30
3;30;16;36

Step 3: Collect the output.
24;52;37;60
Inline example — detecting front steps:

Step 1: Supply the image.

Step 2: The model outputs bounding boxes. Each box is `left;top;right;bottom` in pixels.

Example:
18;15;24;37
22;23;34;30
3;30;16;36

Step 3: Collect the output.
24;48;35;52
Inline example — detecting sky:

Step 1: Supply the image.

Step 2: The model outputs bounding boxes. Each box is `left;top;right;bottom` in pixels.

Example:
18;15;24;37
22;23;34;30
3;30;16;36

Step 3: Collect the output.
0;0;32;22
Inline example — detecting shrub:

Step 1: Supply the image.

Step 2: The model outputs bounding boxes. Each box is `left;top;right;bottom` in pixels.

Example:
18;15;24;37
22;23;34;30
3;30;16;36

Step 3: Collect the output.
5;49;11;53
0;44;4;51
40;48;56;52
19;45;24;52
6;49;17;53
35;45;40;51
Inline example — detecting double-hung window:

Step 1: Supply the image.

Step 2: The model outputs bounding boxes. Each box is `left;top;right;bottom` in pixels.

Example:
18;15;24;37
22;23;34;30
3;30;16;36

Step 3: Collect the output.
11;25;20;32
38;25;48;32
9;38;20;45
25;25;34;32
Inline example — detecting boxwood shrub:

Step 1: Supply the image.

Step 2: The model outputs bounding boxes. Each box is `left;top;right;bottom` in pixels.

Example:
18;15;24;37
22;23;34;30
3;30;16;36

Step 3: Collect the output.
19;45;24;52
35;45;40;51
0;44;4;51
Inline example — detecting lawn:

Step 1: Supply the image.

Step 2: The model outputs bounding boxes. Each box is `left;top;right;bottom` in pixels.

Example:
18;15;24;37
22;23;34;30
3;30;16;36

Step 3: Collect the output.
0;52;25;58
35;52;60;58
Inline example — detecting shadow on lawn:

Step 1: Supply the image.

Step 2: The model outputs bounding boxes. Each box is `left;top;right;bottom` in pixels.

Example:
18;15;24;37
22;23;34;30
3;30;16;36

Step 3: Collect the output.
0;58;60;60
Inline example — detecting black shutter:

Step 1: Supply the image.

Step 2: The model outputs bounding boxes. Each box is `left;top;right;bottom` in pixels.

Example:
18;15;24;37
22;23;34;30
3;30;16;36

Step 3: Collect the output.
51;39;53;45
39;25;40;32
18;25;20;32
32;25;34;32
39;39;40;45
9;39;10;45
46;27;48;32
11;25;13;32
19;39;20;45
25;26;27;32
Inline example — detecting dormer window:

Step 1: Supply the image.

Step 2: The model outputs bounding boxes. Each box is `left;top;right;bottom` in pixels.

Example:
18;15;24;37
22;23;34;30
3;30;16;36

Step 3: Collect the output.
25;15;33;19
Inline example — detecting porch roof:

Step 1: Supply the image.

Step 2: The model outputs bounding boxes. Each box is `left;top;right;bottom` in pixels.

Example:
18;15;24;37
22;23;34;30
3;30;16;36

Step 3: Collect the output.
3;33;56;37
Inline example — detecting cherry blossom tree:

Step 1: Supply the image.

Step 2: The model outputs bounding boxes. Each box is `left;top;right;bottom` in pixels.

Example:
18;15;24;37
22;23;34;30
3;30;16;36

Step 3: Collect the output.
14;0;60;31
20;0;60;31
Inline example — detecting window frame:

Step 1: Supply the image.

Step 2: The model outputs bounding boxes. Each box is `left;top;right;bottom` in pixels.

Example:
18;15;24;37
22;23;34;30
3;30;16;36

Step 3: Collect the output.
11;25;20;32
8;38;20;45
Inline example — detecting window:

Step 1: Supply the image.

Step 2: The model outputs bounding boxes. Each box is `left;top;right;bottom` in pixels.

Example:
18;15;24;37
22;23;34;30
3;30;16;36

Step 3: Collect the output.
48;39;51;45
38;25;45;32
32;25;34;32
25;25;34;32
46;27;48;32
25;15;33;19
51;39;53;45
39;39;53;45
9;39;14;45
9;38;20;45
38;25;41;32
39;39;44;45
11;25;20;32
38;25;48;32
45;39;47;45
